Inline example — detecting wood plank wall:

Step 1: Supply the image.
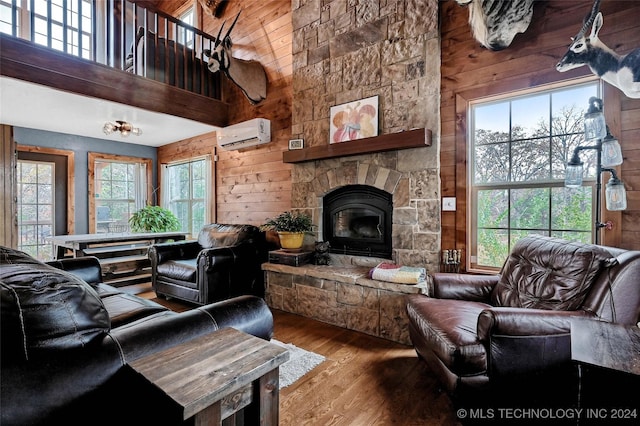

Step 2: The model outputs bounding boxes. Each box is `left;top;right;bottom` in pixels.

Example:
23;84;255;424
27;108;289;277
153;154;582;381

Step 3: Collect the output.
157;0;293;227
440;0;640;262
0;125;17;247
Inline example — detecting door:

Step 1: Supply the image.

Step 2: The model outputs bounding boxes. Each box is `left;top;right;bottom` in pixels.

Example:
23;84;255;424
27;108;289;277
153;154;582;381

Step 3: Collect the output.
17;151;68;261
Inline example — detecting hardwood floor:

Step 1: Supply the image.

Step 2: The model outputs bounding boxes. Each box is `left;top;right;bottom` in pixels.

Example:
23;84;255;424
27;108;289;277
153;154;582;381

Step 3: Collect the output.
128;283;460;425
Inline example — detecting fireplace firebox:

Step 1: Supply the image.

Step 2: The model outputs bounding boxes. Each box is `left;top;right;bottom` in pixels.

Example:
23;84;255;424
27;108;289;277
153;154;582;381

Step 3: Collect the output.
323;185;392;258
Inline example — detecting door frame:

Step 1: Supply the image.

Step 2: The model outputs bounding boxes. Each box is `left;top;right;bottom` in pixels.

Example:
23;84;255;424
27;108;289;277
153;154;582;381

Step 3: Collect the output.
17;145;75;234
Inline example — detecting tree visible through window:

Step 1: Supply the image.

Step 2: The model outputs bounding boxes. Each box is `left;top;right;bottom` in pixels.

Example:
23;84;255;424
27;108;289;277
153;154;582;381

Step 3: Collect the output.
17;160;54;260
470;82;600;270
163;157;210;237
93;159;147;233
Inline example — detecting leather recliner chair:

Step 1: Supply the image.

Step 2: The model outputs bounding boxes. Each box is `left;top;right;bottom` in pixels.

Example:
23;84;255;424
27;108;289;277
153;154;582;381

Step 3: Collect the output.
148;223;275;305
406;235;640;405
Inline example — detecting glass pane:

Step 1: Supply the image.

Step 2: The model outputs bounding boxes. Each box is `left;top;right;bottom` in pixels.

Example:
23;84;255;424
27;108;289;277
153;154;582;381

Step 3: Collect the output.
551;187;592;231
477;189;508;228
474;143;509;184
38;184;52;203
21;162;37;183
510;188;550;230
512;94;548;138
477;229;509;268
551;85;598;136
511;138;550;182
21;183;37;204
474;102;509;143
551;230;591;244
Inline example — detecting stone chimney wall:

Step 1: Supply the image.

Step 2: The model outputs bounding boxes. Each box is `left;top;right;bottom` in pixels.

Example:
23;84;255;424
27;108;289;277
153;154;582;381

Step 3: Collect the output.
291;0;442;271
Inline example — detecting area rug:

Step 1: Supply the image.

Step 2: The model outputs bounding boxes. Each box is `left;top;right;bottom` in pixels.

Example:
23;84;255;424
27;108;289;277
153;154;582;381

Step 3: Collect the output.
271;340;325;388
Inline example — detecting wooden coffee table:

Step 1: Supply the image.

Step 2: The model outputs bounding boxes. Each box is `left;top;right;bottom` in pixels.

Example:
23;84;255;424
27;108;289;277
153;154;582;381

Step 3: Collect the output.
128;327;289;425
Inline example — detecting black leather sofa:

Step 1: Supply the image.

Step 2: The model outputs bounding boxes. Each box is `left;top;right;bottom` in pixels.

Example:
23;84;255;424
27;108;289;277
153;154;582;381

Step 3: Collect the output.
149;223;276;305
1;245;274;426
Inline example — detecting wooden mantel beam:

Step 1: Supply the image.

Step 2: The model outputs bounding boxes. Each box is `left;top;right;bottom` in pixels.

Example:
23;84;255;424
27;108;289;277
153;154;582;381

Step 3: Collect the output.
282;128;432;164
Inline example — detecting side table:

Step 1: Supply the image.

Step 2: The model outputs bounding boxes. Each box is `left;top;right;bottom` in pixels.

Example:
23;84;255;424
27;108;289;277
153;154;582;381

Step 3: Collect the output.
571;318;640;414
128;327;289;425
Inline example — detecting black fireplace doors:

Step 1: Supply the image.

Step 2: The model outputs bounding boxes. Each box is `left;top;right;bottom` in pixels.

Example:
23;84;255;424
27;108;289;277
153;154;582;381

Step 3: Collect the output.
323;185;392;258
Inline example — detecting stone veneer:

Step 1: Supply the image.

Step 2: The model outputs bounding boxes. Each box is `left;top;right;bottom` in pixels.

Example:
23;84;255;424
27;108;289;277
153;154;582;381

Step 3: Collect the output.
263;257;428;345
290;0;442;271
275;0;441;341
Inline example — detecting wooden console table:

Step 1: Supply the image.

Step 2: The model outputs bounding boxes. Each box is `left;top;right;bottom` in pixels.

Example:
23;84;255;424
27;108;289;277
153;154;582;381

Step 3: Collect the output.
47;231;188;287
128;328;289;425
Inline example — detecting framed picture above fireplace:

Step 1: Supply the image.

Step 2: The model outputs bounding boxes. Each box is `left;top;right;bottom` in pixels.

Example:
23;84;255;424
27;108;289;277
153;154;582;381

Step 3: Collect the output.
329;95;379;144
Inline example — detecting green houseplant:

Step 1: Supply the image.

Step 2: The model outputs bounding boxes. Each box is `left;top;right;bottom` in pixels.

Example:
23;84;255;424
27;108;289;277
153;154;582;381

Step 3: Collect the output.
260;210;313;250
128;205;181;233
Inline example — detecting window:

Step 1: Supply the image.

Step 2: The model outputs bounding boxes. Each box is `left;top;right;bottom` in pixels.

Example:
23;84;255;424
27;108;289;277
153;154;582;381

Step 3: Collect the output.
17;160;54;260
1;0;94;59
162;156;211;237
178;7;194;48
469;82;600;271
88;153;151;233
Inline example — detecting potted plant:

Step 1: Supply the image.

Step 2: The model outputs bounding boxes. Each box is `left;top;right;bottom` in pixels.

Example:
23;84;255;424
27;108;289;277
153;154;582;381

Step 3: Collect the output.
128;205;181;233
260;210;313;250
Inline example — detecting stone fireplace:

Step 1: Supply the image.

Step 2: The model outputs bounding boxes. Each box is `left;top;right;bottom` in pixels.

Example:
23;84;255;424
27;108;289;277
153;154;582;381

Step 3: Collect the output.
290;140;441;272
262;0;441;344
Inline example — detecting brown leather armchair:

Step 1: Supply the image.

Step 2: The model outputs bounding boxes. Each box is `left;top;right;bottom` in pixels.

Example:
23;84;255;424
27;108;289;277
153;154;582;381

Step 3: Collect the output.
406;235;640;404
148;224;275;305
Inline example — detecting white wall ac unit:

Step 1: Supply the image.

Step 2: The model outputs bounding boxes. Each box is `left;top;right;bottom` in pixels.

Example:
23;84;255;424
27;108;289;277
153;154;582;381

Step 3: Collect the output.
217;118;271;150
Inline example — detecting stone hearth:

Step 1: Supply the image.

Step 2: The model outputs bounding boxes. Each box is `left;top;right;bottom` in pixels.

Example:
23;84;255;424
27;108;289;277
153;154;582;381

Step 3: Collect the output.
263;256;428;345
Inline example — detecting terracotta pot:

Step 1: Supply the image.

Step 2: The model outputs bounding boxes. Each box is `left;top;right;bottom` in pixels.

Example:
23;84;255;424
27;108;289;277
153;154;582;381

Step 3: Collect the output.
277;231;305;250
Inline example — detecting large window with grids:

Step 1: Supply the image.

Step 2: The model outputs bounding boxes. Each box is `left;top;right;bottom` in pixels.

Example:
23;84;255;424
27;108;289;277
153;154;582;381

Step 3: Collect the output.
89;153;151;234
0;0;94;59
162;156;211;237
469;82;601;271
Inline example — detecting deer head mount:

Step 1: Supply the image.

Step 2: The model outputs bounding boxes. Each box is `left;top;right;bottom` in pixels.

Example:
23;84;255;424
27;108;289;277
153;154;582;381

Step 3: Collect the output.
556;0;640;99
203;11;267;105
455;0;537;51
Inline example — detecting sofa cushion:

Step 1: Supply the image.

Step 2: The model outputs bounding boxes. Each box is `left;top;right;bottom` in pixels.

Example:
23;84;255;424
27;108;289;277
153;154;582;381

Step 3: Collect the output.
101;293;168;328
0;247;110;361
156;259;197;282
492;235;615;310
197;224;260;248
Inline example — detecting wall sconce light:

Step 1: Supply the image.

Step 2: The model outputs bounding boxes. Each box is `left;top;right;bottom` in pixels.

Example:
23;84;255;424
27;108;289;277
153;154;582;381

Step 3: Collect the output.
103;120;142;137
565;97;626;244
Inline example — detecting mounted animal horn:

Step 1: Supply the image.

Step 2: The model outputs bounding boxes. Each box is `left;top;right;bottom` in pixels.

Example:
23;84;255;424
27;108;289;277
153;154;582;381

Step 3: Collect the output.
575;0;601;39
214;20;225;47
203;10;268;104
223;11;241;41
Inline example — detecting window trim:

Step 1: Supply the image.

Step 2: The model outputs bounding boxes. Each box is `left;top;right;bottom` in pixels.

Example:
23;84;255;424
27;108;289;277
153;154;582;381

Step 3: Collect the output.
18;145;75;234
454;76;622;274
88;152;152;233
162;154;211;237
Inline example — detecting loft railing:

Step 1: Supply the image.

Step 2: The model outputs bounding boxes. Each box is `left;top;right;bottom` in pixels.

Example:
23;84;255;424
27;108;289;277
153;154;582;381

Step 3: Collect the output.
0;0;221;99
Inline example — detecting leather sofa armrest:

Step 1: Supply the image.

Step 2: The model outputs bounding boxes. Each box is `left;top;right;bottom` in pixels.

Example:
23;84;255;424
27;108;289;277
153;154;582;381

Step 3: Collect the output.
46;256;103;285
149;240;202;264
477;307;593;378
431;273;499;302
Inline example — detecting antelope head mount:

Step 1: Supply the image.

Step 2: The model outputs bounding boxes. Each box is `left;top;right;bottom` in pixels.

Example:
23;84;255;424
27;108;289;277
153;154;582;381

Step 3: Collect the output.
203;11;268;105
556;0;640;99
455;0;537;51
